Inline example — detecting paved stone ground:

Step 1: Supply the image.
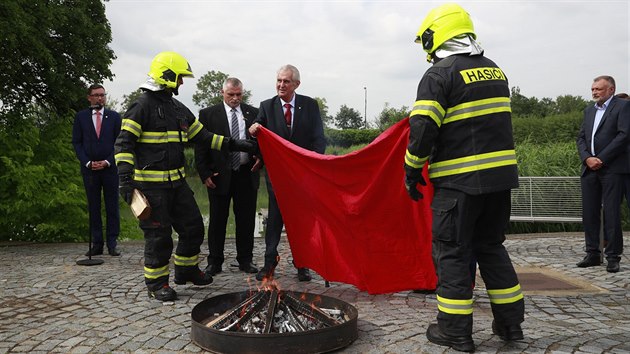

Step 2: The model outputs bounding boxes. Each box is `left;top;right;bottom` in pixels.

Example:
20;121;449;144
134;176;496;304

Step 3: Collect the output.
1;233;629;354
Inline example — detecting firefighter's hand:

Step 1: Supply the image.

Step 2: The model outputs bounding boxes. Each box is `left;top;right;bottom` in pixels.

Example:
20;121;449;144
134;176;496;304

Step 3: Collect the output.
404;167;426;201
119;173;135;205
228;138;256;154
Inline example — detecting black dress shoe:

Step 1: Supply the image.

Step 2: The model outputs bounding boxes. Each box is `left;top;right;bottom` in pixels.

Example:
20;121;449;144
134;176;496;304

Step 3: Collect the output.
426;323;475;352
85;247;103;256
108;248;120;256
205;264;223;276
238;262;259;274
576;255;601;268
256;265;275;281
492;320;524;341
607;260;620;273
297;268;312;282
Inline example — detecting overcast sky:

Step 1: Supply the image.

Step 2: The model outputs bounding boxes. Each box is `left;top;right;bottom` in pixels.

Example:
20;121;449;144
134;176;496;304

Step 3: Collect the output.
103;0;629;123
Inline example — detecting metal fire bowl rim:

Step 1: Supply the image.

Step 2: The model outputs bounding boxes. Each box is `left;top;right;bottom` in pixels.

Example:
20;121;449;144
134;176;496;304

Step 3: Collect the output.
191;290;358;337
190;290;359;354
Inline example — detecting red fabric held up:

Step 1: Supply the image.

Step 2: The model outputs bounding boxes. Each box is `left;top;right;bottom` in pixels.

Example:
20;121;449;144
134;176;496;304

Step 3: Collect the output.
256;118;436;294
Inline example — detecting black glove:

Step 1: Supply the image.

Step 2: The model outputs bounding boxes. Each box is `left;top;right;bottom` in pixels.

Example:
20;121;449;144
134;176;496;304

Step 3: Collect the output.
404;166;426;201
119;173;135;205
228;138;256;154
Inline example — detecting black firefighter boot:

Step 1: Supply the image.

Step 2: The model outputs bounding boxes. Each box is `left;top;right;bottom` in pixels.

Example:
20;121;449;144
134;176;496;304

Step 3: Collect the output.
174;265;213;286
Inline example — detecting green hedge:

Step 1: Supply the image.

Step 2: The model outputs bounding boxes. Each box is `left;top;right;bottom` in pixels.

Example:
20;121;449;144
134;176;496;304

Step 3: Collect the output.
324;128;381;147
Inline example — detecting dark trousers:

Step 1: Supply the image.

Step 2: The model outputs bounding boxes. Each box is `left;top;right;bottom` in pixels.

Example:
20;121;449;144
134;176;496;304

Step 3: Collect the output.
263;179;284;268
432;188;524;336
206;168;257;266
580;170;624;261
81;169;119;250
140;182;204;289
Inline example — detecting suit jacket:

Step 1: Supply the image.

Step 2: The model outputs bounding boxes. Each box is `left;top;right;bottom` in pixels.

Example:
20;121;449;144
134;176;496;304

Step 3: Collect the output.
577;96;630;176
195;103;260;195
254;94;326;154
72;107;122;174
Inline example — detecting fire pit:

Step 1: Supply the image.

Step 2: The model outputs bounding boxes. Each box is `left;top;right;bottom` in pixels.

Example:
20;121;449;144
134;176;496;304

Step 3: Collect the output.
191;289;358;353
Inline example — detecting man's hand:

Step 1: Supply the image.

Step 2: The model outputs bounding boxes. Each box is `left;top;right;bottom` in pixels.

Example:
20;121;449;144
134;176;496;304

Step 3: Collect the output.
203;173;219;189
228;138;256;153
251;155;263;172
248;123;261;137
404;167;426;201
585;156;603;170
119;173;135;205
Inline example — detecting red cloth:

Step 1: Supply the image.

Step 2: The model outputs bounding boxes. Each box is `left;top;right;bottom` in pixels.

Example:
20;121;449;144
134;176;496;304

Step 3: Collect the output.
257;118;436;294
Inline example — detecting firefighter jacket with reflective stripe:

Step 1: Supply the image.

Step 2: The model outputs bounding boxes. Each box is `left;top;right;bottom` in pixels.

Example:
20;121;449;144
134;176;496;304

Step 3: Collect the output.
114;90;227;188
406;54;518;195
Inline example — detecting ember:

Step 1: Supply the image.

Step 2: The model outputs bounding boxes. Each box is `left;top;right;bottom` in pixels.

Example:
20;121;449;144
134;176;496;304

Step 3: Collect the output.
206;289;348;334
191;290;358;353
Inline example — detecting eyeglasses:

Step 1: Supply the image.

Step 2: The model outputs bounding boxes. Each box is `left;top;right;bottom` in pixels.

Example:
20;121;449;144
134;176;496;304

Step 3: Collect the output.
89;93;107;97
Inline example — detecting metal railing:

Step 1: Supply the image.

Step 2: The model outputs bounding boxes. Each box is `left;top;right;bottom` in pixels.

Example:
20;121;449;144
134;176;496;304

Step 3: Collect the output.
510;176;582;223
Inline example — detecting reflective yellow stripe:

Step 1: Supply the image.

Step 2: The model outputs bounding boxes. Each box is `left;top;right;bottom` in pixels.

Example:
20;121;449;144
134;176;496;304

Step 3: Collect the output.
405;149;427;169
134;167;186;182
211;134;225;150
122;119;142;137
188;120;203;139
144;265;169;279
436;294;473;315
115;152;134;165
443;97;511;124
429;150;517;179
137;131;189;143
174;254;199;267
487;284;524;305
410;100;445;127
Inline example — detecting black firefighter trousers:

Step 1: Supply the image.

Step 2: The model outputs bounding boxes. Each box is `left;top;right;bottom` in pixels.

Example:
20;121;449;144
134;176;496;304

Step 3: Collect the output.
431;188;525;337
139;181;205;290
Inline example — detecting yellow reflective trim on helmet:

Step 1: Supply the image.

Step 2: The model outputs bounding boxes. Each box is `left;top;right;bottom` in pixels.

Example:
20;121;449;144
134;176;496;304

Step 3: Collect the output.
144;265;169;279
134;167;186;182
211;134;225;151
188;120;203;139
487;284;524;305
410;100;445;127
122;119;142;137
115;153;134;166
137;131;189;144
174;254;199;266
436;294;473;315
405;150;427;169
429;150;517;179
443;97;511;124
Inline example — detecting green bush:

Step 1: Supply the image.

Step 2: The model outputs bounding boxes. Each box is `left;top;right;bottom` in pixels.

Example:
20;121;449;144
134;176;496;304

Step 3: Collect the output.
325;128;380;147
512;112;582;145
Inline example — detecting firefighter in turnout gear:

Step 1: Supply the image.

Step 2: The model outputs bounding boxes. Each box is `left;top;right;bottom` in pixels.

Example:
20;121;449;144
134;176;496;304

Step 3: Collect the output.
405;4;525;352
115;51;256;302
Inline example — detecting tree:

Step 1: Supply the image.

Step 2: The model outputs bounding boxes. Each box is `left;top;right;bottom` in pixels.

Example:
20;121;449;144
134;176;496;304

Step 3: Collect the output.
192;70;252;108
0;0;115;119
334;105;363;129
555;95;588;114
313;97;333;128
376;103;409;130
0;0;118;242
118;89;143;113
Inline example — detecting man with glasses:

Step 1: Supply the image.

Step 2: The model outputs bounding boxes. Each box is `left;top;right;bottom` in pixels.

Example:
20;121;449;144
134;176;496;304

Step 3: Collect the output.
72;84;122;257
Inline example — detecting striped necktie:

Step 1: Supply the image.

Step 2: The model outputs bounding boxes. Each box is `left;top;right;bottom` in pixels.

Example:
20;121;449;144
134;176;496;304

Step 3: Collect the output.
230;109;241;170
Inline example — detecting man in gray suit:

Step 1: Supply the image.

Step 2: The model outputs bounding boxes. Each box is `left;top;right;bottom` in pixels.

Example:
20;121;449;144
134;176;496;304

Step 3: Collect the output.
576;75;630;273
249;64;327;282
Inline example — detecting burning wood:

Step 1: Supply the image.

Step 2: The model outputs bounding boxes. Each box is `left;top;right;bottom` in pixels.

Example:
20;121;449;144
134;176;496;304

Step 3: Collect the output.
204;289;349;334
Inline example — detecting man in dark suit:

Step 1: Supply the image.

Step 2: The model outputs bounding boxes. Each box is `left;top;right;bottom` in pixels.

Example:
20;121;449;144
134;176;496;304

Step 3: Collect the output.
72;84;122;256
576;75;630;273
195;77;260;276
249;64;327;282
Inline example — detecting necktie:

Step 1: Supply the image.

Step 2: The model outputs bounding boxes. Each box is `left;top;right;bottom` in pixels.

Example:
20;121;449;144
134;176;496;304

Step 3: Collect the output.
95;110;102;138
230;109;241;170
284;103;292;128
